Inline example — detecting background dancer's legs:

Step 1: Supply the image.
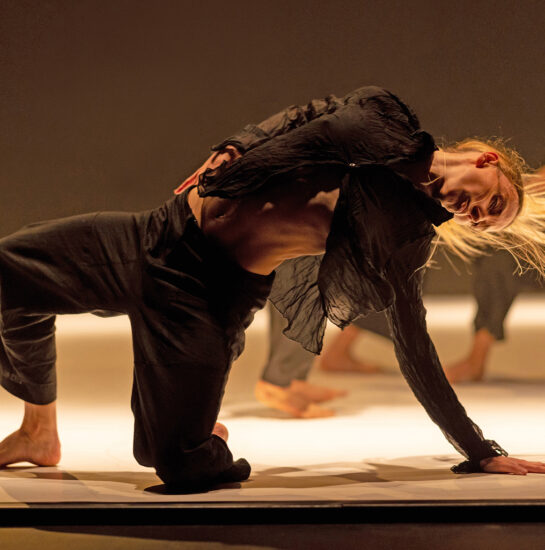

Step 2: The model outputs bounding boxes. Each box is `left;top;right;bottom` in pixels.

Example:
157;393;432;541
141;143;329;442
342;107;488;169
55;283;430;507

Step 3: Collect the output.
256;306;392;417
445;249;543;383
318;311;390;373
256;305;344;418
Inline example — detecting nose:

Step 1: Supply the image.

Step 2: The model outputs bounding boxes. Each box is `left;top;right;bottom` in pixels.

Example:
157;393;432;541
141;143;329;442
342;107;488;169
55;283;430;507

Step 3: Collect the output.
468;205;483;223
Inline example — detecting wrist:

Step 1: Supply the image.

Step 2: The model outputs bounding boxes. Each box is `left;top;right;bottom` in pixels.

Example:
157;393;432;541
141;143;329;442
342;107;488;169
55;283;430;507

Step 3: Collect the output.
451;440;508;474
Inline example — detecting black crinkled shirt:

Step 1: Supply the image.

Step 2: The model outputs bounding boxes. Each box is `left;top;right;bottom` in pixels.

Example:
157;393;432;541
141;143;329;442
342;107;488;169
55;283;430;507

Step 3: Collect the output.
199;86;507;472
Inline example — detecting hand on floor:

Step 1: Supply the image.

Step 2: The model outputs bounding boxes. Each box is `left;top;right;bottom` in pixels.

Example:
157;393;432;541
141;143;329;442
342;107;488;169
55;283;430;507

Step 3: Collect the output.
480;456;545;475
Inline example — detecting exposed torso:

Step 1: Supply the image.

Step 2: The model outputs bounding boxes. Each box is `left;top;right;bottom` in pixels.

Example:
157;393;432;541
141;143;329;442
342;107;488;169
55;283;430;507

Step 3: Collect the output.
188;166;345;275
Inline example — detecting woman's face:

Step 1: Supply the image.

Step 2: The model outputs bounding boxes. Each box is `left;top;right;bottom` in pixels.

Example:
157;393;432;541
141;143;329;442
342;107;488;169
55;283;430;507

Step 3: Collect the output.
437;160;519;231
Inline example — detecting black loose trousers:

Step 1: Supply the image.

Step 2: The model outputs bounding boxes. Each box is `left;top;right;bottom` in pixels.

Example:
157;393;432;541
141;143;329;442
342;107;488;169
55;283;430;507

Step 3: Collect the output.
0;191;273;488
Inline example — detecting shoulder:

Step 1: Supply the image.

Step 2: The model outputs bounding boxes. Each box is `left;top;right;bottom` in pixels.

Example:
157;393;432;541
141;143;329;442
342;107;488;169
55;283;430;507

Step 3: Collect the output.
342;86;421;129
342;85;391;102
343;86;412;108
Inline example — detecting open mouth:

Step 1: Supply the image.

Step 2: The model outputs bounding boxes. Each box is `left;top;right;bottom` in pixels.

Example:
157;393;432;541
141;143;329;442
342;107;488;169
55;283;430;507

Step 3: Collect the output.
454;195;470;215
447;192;470;214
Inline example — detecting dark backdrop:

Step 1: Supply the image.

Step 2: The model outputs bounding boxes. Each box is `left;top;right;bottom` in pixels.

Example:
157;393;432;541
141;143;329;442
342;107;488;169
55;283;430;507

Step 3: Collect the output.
1;0;544;292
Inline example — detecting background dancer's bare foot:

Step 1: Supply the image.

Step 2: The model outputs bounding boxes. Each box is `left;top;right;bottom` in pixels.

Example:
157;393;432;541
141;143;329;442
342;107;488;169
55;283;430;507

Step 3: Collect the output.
444;359;485;383
0;401;61;468
255;380;345;418
319;325;381;373
289;380;346;402
444;329;494;384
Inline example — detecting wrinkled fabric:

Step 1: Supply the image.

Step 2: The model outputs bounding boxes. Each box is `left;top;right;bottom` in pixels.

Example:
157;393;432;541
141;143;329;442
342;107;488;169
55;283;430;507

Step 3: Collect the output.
472;248;544;341
0;192;273;489
202;86;507;470
202;87;445;352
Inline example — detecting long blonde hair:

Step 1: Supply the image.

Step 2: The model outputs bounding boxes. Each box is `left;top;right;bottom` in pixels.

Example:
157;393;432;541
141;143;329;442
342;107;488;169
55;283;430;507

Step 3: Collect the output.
433;139;545;275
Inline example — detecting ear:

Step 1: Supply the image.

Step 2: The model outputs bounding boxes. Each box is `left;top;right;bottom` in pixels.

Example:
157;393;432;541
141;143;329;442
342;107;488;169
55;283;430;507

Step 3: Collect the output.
475;151;499;168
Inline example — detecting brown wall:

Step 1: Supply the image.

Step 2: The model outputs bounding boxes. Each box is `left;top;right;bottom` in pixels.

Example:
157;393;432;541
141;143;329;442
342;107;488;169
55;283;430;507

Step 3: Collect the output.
1;0;544;292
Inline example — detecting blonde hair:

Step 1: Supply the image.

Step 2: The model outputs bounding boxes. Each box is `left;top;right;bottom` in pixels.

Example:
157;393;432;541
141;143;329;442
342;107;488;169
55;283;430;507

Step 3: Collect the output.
433;139;545;276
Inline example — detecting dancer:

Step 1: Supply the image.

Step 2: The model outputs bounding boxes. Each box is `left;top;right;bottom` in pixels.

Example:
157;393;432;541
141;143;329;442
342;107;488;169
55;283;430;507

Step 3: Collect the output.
1;86;545;490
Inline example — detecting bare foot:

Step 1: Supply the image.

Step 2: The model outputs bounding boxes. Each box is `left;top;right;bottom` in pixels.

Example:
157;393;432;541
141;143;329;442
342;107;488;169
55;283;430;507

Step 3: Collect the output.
212;422;229;442
319;354;381;373
289;379;347;402
0;401;61;468
444;329;494;384
255;380;343;418
0;428;61;468
319;325;381;373
444;359;485;384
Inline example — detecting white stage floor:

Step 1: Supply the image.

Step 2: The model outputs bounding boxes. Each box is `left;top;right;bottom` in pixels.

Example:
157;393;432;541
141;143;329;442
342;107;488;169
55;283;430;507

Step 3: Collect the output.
1;296;545;506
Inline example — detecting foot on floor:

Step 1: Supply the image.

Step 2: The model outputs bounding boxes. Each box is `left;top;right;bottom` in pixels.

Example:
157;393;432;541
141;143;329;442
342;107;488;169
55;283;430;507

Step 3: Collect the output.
255;379;346;418
0;427;61;468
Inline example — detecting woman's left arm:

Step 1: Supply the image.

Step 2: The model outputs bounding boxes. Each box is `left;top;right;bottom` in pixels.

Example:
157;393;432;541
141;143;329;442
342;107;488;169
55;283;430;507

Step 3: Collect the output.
175;87;378;194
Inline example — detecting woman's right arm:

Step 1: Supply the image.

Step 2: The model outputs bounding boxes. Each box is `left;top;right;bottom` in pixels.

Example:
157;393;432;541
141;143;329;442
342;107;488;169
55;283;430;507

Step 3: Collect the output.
384;236;507;471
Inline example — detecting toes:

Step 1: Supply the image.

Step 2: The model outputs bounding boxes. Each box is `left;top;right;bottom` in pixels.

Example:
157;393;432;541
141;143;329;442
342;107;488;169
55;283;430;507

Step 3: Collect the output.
288;381;347;402
300;403;335;419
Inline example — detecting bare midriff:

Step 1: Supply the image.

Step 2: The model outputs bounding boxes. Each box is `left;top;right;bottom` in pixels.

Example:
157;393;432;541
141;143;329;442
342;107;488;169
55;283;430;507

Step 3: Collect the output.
187;166;344;275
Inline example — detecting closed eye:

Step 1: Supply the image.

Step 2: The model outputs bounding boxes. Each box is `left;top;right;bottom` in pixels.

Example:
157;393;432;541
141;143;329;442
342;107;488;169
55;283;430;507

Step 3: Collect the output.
488;194;504;216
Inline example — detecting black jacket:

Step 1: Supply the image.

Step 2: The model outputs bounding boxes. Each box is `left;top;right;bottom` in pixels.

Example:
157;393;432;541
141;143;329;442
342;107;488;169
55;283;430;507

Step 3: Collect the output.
201;86;506;471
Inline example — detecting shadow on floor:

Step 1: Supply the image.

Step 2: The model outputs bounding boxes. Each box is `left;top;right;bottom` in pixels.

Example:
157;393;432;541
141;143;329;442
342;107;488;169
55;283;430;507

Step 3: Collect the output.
0;458;470;498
